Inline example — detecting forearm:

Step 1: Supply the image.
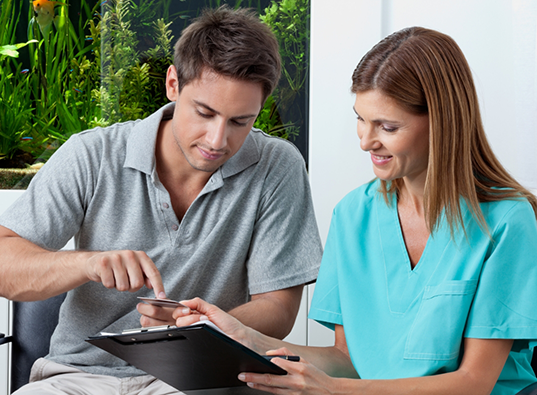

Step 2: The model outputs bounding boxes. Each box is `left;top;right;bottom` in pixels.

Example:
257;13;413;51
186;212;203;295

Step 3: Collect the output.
228;299;292;339
251;329;359;378
0;234;92;301
325;338;512;395
228;285;303;339
332;369;492;395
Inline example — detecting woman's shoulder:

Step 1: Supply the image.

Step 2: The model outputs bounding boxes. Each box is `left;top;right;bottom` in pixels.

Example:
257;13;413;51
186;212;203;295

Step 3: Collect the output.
479;196;536;231
335;179;381;212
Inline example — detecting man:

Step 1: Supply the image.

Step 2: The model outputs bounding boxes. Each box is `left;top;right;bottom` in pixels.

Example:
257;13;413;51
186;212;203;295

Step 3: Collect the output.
0;6;322;394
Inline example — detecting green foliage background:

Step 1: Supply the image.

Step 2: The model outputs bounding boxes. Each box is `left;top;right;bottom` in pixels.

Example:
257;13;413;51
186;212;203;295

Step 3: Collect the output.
0;0;309;171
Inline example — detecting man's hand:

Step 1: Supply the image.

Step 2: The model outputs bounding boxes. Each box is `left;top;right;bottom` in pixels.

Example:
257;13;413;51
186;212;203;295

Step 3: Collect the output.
137;301;185;327
85;250;165;296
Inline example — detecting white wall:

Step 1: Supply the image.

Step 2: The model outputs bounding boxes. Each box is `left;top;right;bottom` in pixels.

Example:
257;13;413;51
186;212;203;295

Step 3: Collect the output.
0;190;25;395
308;0;537;345
0;298;10;395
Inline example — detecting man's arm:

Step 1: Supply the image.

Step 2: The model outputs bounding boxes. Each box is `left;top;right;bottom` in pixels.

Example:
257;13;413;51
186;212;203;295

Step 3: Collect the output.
138;284;304;339
0;225;165;301
227;285;303;339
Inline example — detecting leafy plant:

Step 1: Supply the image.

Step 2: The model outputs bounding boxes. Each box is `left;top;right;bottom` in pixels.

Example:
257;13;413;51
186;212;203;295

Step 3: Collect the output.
0;64;34;161
0;39;38;58
254;95;298;140
256;0;309;143
1;0;308;173
260;0;309;102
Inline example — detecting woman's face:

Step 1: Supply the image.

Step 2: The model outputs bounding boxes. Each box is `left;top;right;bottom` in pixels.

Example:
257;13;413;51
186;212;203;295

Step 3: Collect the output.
354;89;430;189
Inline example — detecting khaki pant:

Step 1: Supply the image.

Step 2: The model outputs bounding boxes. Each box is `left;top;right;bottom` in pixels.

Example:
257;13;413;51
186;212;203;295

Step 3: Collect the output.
13;358;184;395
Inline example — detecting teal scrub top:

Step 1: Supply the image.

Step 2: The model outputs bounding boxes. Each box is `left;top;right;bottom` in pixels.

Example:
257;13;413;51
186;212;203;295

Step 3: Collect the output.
309;180;537;395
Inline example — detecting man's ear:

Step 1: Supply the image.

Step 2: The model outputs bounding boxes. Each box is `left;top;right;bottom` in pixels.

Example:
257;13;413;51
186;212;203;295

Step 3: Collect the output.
165;65;180;102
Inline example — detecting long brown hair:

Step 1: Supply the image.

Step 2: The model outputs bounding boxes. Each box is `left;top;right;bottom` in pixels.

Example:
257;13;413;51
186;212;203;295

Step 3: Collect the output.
351;27;537;235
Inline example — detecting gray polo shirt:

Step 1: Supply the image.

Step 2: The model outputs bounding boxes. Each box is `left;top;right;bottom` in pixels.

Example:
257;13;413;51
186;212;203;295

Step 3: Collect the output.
0;103;322;377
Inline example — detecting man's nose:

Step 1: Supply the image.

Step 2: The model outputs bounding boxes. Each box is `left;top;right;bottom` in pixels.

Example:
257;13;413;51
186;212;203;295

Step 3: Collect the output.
205;119;227;150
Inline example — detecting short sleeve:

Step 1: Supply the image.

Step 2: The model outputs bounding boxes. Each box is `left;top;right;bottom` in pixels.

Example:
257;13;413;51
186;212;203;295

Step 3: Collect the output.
0;134;94;250
465;200;537;340
246;154;322;294
308;207;343;330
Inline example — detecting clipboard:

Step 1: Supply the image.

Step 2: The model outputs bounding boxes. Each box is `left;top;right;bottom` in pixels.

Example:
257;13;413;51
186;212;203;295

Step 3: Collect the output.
86;322;286;393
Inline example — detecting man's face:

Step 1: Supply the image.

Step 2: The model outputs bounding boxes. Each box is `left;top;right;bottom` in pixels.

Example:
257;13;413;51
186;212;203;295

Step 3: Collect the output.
165;67;264;174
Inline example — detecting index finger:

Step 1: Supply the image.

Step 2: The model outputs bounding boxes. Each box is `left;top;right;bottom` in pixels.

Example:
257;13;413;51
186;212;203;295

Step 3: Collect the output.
138;253;165;297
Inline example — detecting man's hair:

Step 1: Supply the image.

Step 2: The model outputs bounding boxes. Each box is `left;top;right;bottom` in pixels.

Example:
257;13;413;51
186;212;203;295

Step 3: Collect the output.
351;26;537;235
173;6;281;101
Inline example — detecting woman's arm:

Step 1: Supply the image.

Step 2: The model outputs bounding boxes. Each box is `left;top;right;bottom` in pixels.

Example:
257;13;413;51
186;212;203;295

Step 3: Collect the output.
243;337;513;395
178;298;512;395
176;298;358;378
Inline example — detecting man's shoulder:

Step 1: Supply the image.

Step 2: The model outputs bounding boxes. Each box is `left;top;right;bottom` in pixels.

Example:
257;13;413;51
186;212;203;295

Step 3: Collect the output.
73;118;142;146
248;128;304;162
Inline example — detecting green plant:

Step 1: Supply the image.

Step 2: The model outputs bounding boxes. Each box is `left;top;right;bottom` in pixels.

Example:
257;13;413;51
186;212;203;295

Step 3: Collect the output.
95;0;175;125
260;0;309;101
26;0;101;147
0;64;34;161
254;95;298;140
255;0;309;141
0;39;38;58
1;0;307;171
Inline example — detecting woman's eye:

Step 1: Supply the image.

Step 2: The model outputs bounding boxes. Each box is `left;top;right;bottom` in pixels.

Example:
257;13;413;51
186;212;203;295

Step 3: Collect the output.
382;125;398;132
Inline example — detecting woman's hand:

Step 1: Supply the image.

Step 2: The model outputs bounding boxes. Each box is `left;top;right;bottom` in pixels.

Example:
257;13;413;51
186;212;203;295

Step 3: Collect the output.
238;347;337;395
174;297;253;347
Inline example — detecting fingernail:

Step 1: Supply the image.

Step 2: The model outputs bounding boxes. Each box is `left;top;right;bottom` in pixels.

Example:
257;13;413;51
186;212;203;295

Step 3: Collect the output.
199;315;208;321
238;374;245;381
158;292;166;298
182;308;190;315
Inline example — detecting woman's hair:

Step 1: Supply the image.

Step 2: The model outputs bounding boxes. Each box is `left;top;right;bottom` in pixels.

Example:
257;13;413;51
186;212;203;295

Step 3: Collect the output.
351;26;537;235
173;6;281;101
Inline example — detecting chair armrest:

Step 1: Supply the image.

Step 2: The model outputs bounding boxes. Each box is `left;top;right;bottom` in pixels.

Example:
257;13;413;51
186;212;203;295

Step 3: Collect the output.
0;332;13;345
517;382;537;395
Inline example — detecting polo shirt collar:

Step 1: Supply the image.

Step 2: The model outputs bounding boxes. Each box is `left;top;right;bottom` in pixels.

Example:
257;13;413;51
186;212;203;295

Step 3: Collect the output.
123;102;261;179
124;102;174;175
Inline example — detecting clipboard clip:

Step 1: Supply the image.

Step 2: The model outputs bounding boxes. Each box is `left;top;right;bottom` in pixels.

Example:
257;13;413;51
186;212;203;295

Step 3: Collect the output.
121;325;176;334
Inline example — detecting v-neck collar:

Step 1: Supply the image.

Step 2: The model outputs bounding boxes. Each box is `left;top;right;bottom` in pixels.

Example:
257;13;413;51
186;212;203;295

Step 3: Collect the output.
376;190;450;314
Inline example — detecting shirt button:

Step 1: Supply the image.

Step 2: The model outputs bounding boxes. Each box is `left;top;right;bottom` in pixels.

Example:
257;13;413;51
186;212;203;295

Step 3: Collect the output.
172;224;178;231
162;203;169;209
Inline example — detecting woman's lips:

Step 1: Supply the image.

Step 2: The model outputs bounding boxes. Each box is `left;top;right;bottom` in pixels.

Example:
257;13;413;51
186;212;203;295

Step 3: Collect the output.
370;153;393;165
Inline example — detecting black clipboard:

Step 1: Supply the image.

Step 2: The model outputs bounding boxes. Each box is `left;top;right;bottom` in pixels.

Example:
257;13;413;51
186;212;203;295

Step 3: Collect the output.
86;322;286;393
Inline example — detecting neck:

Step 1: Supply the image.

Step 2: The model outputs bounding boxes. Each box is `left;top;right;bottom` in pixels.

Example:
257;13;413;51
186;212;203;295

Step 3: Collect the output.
398;177;426;216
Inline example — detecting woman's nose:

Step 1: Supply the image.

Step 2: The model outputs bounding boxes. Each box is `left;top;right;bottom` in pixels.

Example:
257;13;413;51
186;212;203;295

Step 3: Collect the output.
358;125;380;152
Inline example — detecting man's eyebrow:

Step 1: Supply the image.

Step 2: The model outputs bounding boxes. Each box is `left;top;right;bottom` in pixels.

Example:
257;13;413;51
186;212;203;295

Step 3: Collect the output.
194;100;219;114
193;100;258;120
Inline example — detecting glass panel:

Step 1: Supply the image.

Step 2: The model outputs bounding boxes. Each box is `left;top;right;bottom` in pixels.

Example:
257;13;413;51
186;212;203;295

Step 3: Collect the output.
0;0;310;188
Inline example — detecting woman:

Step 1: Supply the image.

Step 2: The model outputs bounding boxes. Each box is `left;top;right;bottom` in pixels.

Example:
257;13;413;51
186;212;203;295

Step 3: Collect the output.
175;27;537;394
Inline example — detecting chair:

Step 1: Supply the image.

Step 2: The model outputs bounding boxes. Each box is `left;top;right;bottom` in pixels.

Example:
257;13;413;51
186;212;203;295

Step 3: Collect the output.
0;293;66;393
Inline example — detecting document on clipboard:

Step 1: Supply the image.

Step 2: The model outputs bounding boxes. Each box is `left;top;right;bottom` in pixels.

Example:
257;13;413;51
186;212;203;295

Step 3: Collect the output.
86;321;287;394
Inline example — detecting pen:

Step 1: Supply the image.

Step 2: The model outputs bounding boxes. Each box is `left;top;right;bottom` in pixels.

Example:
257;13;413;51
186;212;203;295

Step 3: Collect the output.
262;355;300;362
